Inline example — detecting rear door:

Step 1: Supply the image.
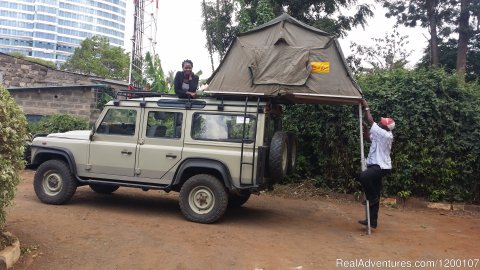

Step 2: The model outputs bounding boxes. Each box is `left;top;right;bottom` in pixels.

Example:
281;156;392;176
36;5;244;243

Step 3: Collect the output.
135;109;185;184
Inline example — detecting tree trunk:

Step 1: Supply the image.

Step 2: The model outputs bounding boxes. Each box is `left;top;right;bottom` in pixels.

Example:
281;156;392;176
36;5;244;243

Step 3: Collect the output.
427;0;440;67
202;0;216;73
456;0;470;80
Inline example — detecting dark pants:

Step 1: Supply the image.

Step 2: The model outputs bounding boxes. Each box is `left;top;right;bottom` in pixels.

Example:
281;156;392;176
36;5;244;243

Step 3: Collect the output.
357;164;390;225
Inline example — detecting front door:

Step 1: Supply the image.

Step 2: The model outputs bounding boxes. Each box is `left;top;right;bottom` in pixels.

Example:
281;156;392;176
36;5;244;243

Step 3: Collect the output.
135;109;184;184
88;107;141;177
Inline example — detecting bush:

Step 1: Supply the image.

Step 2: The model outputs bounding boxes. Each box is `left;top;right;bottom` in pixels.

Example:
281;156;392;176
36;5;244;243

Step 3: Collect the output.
0;85;28;227
284;68;480;202
28;114;89;134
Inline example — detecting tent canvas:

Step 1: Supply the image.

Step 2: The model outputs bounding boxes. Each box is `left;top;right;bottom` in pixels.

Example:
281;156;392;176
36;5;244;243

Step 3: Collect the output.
206;16;370;227
206;13;363;105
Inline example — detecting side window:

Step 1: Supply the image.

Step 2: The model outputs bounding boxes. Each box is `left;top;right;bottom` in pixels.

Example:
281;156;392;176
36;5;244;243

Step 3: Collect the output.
146;111;183;139
192;113;256;142
96;108;137;136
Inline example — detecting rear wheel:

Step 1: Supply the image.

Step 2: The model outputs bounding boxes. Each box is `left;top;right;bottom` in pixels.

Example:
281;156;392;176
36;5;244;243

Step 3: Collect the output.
179;174;228;224
89;184;119;194
228;191;251;208
269;131;289;182
34;160;77;205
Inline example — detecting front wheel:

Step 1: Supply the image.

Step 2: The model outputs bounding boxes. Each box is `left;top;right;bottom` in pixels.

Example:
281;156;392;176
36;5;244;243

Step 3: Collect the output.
34;160;77;205
179;174;228;224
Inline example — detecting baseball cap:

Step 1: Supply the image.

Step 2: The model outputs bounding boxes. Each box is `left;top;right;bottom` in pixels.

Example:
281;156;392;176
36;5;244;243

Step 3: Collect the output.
380;117;395;131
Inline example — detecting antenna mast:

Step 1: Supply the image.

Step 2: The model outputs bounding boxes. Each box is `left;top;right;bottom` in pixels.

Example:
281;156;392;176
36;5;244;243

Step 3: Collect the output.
129;0;158;89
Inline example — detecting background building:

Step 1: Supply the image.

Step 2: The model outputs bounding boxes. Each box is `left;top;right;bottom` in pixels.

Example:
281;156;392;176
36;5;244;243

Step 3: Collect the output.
0;0;126;66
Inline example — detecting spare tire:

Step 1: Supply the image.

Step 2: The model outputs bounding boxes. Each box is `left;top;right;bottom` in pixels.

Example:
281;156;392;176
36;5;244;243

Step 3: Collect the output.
287;132;298;175
269;131;289;182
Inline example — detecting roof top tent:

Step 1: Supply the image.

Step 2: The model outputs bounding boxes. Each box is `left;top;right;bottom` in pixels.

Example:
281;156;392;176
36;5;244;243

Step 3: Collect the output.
206;13;367;170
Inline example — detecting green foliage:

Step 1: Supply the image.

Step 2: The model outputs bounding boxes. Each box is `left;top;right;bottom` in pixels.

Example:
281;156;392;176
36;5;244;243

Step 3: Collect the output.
418;38;480;82
271;0;373;37
237;0;275;32
8;52;56;69
28;114;89;135
358;68;480;202
143;52;167;92
347;24;412;74
201;0;237;60
61;36;130;80
0;85;28;227
285;68;480;202
283;104;361;194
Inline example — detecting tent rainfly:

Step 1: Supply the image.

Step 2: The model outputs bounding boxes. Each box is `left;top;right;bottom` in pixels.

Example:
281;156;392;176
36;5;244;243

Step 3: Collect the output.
206;13;363;105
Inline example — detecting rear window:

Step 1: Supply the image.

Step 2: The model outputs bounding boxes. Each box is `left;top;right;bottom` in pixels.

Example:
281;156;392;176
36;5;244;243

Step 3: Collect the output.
191;113;256;143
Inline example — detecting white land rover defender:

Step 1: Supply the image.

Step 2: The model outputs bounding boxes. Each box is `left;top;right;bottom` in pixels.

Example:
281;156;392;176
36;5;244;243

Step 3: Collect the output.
30;92;297;223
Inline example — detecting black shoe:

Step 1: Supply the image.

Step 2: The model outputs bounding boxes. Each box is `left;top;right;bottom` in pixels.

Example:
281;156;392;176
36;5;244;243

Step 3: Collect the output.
358;219;377;229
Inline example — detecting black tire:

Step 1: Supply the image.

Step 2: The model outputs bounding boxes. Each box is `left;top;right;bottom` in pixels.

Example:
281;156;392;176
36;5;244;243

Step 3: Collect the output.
269;131;289;182
34;160;77;205
179;174;228;224
287;132;298;175
228;191;251;208
89;184;119;194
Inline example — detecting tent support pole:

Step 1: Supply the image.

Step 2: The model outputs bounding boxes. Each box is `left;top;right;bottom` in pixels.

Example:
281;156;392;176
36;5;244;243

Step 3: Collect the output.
359;103;371;235
359;103;365;171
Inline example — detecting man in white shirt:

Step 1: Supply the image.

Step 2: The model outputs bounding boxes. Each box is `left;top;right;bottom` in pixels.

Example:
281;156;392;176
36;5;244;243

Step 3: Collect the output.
358;99;395;229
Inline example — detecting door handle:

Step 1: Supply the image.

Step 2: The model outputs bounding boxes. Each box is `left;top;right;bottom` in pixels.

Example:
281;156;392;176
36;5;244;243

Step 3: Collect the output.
121;150;132;155
166;154;177;159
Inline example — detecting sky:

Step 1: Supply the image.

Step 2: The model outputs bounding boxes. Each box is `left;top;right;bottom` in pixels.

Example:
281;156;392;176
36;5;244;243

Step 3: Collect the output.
125;1;429;80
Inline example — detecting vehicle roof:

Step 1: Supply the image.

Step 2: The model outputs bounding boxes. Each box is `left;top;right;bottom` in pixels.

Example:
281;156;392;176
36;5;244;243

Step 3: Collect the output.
104;95;270;113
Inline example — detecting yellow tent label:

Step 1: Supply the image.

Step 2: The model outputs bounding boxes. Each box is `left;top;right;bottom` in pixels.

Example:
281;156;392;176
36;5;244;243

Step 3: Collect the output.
311;62;330;73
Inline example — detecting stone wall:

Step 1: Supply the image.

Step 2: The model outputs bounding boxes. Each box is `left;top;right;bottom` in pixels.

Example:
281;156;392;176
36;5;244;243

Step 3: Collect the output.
0;53;128;123
0;53;92;88
9;86;98;122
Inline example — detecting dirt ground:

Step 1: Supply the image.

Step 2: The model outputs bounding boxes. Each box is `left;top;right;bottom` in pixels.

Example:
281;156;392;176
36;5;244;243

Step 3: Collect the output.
6;170;480;270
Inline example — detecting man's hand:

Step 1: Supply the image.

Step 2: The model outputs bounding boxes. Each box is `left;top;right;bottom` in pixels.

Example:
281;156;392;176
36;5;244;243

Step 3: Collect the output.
361;99;368;109
361;99;374;126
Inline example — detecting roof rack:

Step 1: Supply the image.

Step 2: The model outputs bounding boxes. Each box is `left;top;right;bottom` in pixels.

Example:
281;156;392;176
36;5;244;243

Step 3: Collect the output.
115;90;177;99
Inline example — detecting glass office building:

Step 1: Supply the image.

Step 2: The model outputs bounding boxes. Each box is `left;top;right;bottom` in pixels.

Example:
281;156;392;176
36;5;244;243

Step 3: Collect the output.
0;0;126;65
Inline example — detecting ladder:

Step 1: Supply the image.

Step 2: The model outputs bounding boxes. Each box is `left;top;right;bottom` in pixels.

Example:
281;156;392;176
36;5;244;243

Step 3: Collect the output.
239;97;260;186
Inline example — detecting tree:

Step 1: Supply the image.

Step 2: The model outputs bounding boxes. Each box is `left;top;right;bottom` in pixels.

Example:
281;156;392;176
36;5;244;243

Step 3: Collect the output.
0;85;28;226
201;0;237;63
417;37;480;82
456;0;480;78
143;52;167;92
380;0;480;77
270;0;373;37
378;0;453;67
237;0;275;32
347;24;412;74
62;36;130;80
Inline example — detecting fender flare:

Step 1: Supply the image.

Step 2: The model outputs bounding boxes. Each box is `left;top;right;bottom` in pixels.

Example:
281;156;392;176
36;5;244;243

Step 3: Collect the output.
172;158;234;189
32;146;78;175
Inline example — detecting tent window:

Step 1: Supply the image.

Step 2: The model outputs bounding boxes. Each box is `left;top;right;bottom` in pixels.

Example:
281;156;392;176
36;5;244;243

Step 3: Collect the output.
249;44;310;86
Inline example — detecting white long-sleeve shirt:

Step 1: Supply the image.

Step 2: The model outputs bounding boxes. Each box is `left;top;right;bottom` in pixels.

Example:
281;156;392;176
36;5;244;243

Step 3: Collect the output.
366;123;393;169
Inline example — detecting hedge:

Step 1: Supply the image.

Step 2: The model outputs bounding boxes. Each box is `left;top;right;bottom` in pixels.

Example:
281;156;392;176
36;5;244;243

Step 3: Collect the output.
284;68;480;202
0;85;28;227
